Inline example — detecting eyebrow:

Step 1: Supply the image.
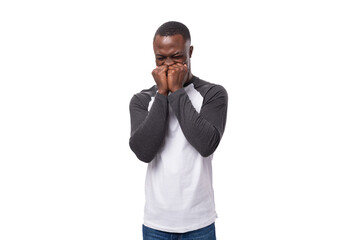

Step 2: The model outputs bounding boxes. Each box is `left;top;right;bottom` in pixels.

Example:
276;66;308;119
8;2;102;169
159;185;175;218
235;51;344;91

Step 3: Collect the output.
156;52;184;57
172;51;184;56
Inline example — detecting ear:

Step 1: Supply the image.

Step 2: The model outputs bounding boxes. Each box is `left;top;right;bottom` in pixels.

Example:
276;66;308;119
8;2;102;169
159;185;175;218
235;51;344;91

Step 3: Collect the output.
189;45;193;58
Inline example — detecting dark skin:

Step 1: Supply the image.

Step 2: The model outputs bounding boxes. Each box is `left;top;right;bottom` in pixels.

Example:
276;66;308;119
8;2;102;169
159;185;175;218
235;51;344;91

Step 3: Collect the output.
152;34;193;96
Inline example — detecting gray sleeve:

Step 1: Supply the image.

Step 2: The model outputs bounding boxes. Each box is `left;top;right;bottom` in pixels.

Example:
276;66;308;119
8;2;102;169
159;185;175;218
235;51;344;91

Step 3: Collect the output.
129;92;168;163
167;85;228;157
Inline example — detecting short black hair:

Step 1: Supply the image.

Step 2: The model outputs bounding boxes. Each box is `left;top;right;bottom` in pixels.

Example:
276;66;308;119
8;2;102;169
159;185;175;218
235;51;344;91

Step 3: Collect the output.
154;21;191;42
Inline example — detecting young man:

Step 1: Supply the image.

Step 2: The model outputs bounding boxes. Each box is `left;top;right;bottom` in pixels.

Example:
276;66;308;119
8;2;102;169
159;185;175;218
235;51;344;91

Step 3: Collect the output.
129;21;228;240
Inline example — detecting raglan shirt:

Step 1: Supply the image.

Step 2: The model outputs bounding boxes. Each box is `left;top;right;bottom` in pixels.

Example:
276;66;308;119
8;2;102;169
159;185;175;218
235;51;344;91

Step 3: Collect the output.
129;76;228;233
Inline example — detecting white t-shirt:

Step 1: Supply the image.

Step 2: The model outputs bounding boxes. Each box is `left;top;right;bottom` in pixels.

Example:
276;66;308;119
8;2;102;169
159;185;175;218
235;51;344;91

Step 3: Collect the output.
129;76;228;233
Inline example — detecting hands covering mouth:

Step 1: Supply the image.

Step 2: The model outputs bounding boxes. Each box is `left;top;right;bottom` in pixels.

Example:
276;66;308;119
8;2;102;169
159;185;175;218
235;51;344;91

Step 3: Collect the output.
152;62;189;96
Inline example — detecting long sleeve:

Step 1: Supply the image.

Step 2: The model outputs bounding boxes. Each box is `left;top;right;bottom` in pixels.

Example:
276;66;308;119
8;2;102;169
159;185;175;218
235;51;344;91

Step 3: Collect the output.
129;88;168;163
167;84;228;157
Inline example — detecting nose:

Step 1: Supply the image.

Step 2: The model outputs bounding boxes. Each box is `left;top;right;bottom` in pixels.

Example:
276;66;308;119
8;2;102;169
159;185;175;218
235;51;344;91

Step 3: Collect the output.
164;58;174;66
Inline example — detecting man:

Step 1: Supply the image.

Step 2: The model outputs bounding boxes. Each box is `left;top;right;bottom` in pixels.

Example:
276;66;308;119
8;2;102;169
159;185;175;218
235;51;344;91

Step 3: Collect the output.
129;21;228;240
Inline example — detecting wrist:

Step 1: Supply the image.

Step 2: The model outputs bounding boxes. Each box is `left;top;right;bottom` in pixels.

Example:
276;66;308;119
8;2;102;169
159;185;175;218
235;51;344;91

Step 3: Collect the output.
169;86;182;93
158;89;169;96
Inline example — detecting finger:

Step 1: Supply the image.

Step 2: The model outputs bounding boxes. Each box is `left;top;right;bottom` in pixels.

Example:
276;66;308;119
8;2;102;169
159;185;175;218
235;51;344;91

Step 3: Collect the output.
175;62;187;68
175;62;187;70
158;65;168;70
168;64;182;70
158;66;168;73
169;63;181;69
168;64;176;70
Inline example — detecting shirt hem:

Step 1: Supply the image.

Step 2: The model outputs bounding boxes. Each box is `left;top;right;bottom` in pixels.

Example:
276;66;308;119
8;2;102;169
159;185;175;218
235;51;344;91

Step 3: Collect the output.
143;214;218;233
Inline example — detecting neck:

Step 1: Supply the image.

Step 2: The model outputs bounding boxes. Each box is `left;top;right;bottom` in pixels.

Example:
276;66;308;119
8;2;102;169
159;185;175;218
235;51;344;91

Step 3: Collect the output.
186;72;193;83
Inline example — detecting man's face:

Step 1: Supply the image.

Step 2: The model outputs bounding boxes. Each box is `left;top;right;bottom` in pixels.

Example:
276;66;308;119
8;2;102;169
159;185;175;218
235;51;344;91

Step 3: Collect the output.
153;34;193;68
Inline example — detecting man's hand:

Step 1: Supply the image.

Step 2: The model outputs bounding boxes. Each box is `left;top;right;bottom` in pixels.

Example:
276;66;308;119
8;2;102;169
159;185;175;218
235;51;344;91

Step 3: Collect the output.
152;65;169;95
167;63;188;93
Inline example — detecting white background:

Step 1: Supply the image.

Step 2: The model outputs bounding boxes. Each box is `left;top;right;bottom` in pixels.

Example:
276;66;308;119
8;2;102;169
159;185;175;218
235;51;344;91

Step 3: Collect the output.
1;0;359;239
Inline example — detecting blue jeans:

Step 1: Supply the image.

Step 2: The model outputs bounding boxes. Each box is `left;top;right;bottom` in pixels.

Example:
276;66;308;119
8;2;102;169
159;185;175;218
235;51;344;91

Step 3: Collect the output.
142;222;216;240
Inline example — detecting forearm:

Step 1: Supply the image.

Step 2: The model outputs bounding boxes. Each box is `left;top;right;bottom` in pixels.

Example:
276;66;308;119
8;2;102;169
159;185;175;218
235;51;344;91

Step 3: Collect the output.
129;93;168;163
168;87;227;157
